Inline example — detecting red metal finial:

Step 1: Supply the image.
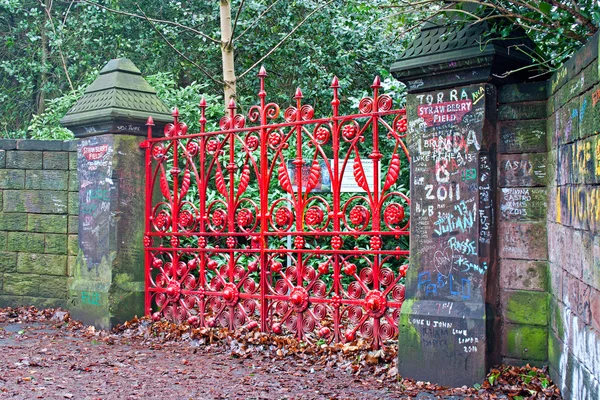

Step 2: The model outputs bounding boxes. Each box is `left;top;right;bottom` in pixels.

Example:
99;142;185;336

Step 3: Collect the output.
258;66;267;77
294;87;303;99
146;116;154;126
228;97;237;110
199;97;207;108
330;76;340;88
172;108;179;117
371;76;382;88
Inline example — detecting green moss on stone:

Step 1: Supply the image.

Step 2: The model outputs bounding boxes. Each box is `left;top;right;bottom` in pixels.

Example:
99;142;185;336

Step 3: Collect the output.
0;252;17;272
505;324;548;361
0;213;27;231
28;214;68;234
45;234;67;254
505;291;549;326
7;232;45;253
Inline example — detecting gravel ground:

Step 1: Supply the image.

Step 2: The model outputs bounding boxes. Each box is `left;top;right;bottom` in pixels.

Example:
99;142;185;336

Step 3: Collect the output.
0;308;561;400
0;320;411;399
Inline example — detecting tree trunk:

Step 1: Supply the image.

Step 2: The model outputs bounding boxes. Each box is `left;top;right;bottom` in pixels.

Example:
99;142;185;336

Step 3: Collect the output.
37;0;51;115
220;0;236;105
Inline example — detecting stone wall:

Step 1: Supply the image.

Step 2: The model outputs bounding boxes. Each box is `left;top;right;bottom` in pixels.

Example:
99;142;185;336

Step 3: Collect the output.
0;139;79;308
496;82;550;366
545;33;600;399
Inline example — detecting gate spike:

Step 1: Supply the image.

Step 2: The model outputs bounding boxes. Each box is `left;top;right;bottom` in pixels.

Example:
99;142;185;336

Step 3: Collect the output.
258;66;267;77
228;97;237;110
172;107;179;117
330;76;340;88
146;116;154;126
294;87;303;99
371;76;382;88
198;97;207;108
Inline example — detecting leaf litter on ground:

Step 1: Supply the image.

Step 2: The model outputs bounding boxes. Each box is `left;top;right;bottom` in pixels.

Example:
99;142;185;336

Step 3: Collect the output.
0;306;562;399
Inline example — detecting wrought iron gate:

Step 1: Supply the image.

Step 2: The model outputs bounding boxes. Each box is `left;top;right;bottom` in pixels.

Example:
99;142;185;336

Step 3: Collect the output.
142;70;410;348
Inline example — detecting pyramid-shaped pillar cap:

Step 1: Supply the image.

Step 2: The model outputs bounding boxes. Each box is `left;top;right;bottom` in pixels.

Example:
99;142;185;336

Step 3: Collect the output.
60;57;171;137
390;17;545;92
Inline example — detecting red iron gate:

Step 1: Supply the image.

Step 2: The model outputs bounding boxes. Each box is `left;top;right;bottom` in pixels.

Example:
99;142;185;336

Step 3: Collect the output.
142;70;410;349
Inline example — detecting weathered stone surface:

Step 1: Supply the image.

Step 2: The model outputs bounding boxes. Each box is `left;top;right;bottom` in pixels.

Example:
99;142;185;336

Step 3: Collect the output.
498;153;548;187
556;99;580;145
27;214;67;234
45;234;67;254
0;213;27;231
0;231;6;250
62;140;79;152
498;101;546;121
577;281;592;324
498;120;547;153
0;295;66;309
0;169;25;189
68;171;79;191
499;82;548;104
17;253;66;276
555;185;600;231
68;152;77;170
38;276;67;299
549;263;563;302
569;230;584;279
0;252;17;272
0;149;5;168
502;324;548;361
5;151;43;169
550;65;568;96
68;235;78;256
500;260;548;292
68;191;79;215
25;170;68;190
67;255;77;277
499;187;547;221
7;232;45;253
581;60;599;93
3;190;68;214
68;216;78;234
502;290;548;326
591;287;600;334
17;140;63;151
498;222;548;260
593;235;600;292
43;151;69;170
2;273;40;296
563;272;579;312
0;139;17;150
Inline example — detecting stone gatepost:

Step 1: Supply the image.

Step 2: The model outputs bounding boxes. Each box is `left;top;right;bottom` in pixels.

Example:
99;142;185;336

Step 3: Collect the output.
390;21;542;386
60;58;171;329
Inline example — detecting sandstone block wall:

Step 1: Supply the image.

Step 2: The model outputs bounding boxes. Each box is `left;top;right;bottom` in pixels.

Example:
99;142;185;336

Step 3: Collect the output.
496;82;550;365
545;34;600;399
0;139;79;308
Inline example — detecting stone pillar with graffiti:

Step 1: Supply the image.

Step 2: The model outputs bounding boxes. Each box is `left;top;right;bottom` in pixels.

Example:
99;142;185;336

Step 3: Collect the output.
402;84;496;385
390;19;541;386
60;58;171;329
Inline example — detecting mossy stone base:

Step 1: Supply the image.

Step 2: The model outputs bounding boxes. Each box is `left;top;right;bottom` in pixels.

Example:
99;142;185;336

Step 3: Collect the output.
398;299;487;387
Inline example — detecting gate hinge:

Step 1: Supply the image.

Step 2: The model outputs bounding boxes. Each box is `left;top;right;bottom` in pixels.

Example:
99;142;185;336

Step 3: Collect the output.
139;140;151;149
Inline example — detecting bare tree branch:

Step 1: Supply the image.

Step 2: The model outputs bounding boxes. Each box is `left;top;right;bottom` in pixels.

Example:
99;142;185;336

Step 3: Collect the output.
238;0;334;80
235;0;283;41
78;0;221;45
38;0;74;91
61;0;76;30
547;0;597;32
229;0;246;47
135;4;223;86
